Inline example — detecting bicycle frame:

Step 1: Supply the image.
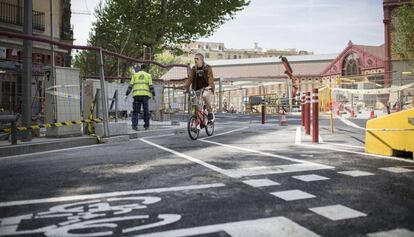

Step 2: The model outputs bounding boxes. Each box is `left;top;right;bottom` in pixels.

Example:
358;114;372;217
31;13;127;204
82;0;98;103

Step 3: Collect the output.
187;88;215;140
190;89;208;129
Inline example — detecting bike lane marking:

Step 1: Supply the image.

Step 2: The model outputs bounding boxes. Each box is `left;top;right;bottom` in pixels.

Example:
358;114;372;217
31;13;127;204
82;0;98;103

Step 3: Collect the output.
132;216;321;237
0;183;225;208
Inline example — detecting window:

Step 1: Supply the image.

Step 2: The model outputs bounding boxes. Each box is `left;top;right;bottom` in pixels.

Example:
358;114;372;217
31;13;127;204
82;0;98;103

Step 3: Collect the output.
342;53;360;76
205;53;210;58
218;53;223;59
233;55;237;59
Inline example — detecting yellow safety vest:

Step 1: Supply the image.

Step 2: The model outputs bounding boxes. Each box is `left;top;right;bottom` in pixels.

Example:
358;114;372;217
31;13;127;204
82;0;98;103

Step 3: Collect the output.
130;71;152;97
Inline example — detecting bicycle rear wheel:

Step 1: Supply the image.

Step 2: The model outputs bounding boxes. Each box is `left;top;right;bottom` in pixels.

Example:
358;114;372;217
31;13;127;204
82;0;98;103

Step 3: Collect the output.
205;120;214;136
187;115;199;140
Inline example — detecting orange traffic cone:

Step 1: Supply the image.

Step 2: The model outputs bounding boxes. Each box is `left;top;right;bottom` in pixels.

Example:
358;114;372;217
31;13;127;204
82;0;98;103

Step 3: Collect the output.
279;109;288;126
336;109;341;117
350;109;355;118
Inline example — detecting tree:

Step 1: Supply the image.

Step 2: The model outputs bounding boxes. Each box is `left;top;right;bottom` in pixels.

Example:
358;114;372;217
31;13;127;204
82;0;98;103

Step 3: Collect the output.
149;52;192;79
392;0;414;62
74;0;250;77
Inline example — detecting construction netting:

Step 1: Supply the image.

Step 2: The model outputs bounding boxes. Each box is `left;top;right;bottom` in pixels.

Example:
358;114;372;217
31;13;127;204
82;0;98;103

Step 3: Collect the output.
318;72;414;118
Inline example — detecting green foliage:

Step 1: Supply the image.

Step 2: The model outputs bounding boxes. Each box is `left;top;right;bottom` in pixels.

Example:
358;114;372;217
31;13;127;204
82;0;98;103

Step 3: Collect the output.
74;0;250;77
149;52;191;79
392;0;414;62
150;52;177;79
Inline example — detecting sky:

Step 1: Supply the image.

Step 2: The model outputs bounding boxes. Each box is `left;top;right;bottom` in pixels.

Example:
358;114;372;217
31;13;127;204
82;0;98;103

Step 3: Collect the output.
71;0;384;54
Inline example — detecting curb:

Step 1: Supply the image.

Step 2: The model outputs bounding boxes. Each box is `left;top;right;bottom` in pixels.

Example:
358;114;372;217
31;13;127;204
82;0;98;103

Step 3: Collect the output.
0;126;186;157
0;136;98;157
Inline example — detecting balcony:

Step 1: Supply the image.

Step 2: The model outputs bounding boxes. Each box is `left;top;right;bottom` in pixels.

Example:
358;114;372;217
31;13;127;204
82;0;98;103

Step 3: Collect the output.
61;26;73;41
0;1;45;31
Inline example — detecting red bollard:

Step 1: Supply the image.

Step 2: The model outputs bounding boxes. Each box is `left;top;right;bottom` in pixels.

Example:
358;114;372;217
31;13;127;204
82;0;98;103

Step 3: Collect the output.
305;92;311;135
370;109;375;119
312;88;319;143
261;104;265;124
301;92;305;126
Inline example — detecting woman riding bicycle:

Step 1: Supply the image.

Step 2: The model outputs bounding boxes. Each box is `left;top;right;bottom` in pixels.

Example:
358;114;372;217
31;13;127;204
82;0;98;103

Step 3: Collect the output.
183;53;215;121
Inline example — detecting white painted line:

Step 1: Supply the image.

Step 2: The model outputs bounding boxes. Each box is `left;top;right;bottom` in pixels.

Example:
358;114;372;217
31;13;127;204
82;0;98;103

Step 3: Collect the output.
295;126;301;144
367;228;414;237
270;190;316;201
0;183;226;208
133;216;321;237
318;135;324;143
292;174;330;182
338;170;375;177
141;133;175;139
242;179;280;187
140;138;238;178
337;116;365;130
379;167;414;173
227;163;334;177
320;142;364;149
200;139;330;166
0;143;106;161
297;143;414;164
199;127;249;140
309;204;367;221
300;154;314;157
199;139;334;177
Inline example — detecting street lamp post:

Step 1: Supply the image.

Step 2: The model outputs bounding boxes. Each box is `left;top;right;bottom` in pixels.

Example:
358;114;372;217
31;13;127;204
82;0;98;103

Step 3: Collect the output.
22;0;33;141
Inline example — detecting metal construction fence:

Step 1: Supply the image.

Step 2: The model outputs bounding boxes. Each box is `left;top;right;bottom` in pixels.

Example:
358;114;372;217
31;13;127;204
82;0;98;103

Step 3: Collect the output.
1;30;413;140
0;31;190;139
319;72;414;118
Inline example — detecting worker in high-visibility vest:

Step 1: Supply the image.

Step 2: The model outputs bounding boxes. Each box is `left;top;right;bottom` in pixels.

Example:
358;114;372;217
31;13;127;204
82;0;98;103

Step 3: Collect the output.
129;64;140;76
125;64;155;131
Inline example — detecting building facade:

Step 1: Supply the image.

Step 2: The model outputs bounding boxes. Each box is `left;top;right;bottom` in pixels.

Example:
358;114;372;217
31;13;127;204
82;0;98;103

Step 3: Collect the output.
383;0;413;86
178;41;313;61
321;41;385;87
0;0;73;113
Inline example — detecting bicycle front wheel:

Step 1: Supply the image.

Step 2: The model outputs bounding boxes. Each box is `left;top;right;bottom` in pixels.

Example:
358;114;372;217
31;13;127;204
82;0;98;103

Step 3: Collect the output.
205;120;214;136
187;115;199;140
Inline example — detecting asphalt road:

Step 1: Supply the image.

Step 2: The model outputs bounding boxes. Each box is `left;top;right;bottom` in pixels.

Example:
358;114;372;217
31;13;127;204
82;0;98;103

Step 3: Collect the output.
0;114;413;237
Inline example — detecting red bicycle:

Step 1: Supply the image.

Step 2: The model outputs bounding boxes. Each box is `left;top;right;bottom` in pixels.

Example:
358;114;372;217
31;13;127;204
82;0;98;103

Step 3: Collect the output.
187;88;215;140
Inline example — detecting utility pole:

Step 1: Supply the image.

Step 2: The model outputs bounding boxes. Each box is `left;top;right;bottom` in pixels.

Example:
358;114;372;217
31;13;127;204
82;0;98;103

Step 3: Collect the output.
50;0;56;122
22;0;33;141
50;0;54;77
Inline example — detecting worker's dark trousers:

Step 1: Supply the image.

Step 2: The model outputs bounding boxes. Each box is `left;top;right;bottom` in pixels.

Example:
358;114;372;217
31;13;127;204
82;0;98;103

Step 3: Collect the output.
132;96;150;129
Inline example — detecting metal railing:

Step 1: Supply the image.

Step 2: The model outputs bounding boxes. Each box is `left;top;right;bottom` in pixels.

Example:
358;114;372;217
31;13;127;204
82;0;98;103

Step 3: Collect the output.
0;1;45;31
